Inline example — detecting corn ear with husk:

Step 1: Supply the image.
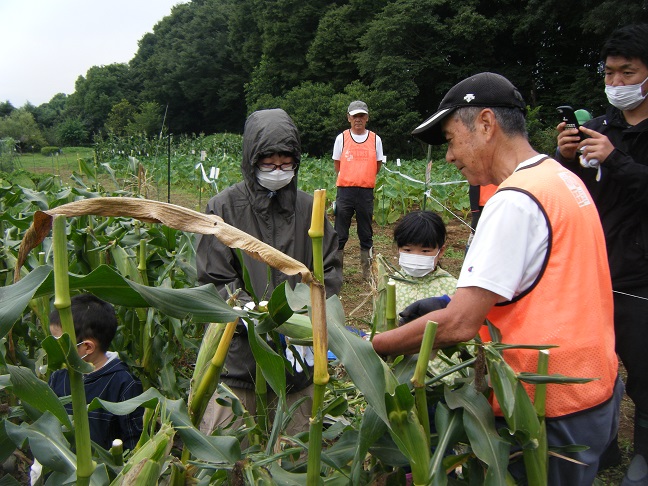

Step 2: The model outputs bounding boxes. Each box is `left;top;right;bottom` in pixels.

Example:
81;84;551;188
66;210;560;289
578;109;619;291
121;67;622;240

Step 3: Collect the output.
110;439;124;466
188;318;239;427
386;383;431;485
110;422;175;485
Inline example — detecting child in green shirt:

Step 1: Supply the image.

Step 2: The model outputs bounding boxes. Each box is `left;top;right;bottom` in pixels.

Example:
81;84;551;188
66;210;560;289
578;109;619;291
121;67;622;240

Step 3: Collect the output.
393;211;457;312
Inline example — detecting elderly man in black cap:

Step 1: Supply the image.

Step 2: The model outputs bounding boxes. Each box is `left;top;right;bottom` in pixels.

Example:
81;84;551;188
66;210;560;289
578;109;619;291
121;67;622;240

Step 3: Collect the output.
373;72;622;484
332;100;384;279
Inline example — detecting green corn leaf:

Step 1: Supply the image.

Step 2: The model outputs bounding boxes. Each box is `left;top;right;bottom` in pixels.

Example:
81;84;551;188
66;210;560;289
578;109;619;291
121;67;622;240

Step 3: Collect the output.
267;281;293;326
0;474;22;486
350;406;389;484
444;384;510;486
275;313;313;341
0;422;16;464
124;282;243;323
89;387;241;464
248;323;287;401
77;158;98;184
430;403;465;485
5;412;75;475
0;265;51;340
42;334;94;375
33;265;149;307
517;372;594;385
324;293;395;424
6;365;73;429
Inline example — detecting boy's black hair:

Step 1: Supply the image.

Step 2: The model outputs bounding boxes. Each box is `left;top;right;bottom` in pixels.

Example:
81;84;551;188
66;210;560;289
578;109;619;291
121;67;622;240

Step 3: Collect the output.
49;294;117;352
394;211;446;249
601;24;648;69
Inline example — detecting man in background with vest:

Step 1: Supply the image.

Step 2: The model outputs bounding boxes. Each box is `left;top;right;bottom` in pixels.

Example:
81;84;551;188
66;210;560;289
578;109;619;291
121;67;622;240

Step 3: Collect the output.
373;72;622;484
332;100;384;279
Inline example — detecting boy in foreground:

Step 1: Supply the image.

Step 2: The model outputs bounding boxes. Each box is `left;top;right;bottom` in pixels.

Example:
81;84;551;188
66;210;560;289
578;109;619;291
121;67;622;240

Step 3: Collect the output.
49;293;144;451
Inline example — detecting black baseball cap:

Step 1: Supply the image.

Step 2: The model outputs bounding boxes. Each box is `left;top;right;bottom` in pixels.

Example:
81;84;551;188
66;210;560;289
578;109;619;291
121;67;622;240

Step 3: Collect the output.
412;72;526;145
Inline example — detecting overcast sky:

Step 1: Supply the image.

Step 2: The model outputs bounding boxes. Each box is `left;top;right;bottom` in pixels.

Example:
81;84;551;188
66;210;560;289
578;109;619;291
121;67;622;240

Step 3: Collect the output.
0;0;188;108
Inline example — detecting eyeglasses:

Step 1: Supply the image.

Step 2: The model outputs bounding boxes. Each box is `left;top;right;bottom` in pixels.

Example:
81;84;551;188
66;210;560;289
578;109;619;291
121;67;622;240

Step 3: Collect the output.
256;162;298;172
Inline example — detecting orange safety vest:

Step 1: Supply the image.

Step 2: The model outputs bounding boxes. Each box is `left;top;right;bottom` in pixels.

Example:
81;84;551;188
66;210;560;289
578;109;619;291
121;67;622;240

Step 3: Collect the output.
479;184;498;206
336;130;378;188
481;158;617;418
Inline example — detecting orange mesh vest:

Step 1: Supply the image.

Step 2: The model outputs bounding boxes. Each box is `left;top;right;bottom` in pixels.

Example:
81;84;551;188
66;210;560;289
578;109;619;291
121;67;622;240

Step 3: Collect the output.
336;130;378;188
479;184;498;206
481;158;617;418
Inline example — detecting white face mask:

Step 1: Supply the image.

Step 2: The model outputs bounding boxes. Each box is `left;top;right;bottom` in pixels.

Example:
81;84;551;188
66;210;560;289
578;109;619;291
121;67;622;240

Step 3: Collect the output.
605;75;648;111
255;169;295;191
399;250;439;277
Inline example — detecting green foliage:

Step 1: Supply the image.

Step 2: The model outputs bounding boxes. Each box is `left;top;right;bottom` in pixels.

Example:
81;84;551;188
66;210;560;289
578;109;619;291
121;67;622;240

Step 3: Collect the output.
0;137;18;172
250;81;337;155
40;146;61;156
65;64;137;136
0;109;47;151
20;0;647;162
0;100;16;118
104;99;137;137
56;117;89;146
129;102;163;137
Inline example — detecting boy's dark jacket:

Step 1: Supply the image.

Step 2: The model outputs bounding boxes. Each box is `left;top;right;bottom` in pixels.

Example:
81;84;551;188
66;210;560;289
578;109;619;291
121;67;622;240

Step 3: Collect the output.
195;108;342;392
49;354;144;450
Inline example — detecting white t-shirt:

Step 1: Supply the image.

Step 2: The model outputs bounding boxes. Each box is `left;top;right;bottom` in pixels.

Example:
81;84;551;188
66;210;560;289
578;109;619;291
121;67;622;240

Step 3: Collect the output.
332;130;384;161
457;155;549;301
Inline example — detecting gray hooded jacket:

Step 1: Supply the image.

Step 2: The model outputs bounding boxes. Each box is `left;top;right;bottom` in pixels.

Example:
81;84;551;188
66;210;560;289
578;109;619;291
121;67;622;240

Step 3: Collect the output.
196;109;342;391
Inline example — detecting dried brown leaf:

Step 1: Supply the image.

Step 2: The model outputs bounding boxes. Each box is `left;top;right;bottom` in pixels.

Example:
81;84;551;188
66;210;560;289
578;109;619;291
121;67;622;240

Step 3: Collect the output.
15;197;313;285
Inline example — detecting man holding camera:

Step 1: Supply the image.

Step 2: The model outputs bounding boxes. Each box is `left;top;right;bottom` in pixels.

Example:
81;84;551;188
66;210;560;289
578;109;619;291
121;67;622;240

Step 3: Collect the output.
556;24;648;484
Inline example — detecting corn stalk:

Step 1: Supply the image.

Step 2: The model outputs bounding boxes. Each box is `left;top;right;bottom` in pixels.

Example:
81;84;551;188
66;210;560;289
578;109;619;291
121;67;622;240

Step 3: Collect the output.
14;197;318;482
52;215;95;485
385;278;396;331
306;189;328;486
411;320;438;452
523;350;549;485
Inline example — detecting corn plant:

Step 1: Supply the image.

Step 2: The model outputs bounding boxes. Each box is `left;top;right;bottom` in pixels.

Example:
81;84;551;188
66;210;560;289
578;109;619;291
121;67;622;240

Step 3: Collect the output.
0;167;598;484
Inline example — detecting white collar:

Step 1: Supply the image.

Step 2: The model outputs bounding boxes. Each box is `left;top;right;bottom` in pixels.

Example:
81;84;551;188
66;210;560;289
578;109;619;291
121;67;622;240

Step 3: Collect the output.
514;153;547;172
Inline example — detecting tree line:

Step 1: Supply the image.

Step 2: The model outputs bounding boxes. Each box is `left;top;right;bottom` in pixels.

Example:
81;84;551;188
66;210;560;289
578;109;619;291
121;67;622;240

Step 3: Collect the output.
1;0;646;158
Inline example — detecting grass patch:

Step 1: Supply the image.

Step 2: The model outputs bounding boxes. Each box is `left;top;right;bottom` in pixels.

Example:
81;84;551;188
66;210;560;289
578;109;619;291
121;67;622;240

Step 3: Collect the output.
15;147;94;174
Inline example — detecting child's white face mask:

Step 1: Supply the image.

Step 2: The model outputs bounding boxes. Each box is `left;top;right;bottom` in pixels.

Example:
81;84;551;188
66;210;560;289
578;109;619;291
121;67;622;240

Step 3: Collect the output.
399;250;439;277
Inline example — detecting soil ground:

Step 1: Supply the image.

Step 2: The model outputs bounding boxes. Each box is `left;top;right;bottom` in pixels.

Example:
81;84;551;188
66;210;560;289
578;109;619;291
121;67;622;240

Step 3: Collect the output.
339;217;634;484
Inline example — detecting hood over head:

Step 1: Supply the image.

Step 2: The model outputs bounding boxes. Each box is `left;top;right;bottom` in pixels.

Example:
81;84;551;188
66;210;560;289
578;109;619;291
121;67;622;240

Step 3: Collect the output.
241;109;301;194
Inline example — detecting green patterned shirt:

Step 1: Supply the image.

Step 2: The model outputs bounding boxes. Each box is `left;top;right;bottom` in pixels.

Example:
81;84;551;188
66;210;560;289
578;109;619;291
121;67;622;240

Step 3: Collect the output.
394;266;457;314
